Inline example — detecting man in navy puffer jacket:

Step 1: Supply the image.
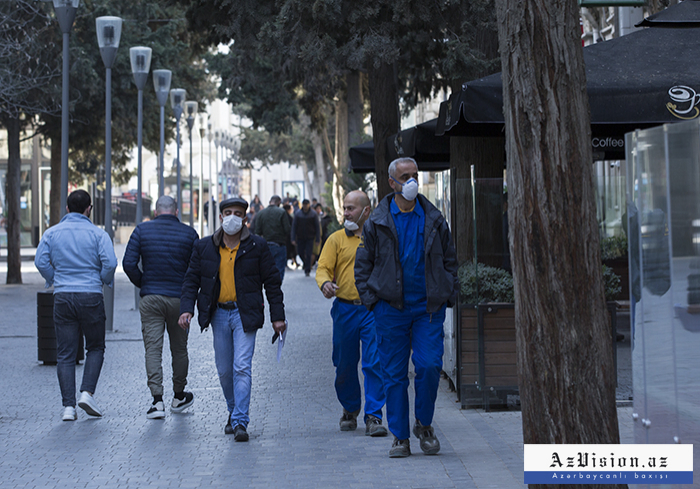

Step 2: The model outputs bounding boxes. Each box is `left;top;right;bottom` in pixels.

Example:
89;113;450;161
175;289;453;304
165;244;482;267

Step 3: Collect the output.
123;195;199;419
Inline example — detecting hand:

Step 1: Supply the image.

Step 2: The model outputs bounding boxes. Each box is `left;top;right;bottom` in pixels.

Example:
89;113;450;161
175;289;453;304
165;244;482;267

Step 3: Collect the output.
272;320;286;334
321;282;338;299
178;313;193;331
291;240;296;246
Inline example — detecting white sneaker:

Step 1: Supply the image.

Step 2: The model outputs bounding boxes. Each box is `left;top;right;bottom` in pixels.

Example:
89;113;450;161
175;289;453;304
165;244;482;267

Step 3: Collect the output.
62;406;77;421
78;391;102;417
147;401;165;419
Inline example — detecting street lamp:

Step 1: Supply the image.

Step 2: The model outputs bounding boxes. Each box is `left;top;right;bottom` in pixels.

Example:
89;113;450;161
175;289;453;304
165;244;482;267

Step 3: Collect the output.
170;88;186;216
52;0;79;218
152;69;171;197
96;15;122;333
184;100;198;227
198;113;206;237
207;123;214;233
214;130;220;212
129;46;151;226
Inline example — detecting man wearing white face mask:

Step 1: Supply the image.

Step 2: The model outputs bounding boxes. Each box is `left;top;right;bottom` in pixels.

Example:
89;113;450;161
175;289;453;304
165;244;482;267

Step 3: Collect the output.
179;197;287;441
315;190;387;437
355;158;459;458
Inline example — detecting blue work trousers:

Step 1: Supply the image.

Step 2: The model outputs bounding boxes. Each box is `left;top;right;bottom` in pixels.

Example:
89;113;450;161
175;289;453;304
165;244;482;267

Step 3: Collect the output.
331;300;386;421
373;300;445;440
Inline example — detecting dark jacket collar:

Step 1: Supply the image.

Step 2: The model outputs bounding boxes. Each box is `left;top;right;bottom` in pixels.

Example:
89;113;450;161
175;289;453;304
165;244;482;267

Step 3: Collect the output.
154;214;180;222
212;225;251;247
372;193;442;229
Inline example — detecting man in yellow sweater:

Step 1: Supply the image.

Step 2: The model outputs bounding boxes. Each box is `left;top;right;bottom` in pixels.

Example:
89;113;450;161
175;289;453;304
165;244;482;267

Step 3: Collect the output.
315;190;387;436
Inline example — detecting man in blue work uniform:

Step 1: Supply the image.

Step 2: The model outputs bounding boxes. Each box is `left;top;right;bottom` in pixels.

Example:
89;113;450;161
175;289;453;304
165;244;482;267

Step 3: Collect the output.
355;157;459;458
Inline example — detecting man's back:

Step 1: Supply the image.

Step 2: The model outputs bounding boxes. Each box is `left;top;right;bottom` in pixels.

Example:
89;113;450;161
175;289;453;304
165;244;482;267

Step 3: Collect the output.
254;205;290;245
35;213;117;294
123;214;198;298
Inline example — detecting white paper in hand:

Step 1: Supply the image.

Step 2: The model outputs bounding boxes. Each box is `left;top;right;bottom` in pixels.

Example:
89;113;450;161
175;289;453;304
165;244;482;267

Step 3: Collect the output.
277;327;287;363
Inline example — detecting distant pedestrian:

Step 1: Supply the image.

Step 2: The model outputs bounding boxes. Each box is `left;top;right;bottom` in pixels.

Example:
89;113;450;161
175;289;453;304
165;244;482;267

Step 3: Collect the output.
291;199;320;277
123;196;199;419
355;157;459;458
34;189;118;421
179;197;287;441
254;195;291;283
251;195;263;214
316;190;387;437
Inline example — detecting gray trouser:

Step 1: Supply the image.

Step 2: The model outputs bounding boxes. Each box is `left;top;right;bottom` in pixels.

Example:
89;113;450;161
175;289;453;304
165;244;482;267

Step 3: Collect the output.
139;294;189;397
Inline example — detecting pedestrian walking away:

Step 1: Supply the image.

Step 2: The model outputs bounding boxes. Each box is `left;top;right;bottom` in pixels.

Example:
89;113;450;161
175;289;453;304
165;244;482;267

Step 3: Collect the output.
354;157;459;458
291;199;320;277
315;190;387;437
123;195;199;419
34;189;118;422
254;195;291;283
179;197;287;442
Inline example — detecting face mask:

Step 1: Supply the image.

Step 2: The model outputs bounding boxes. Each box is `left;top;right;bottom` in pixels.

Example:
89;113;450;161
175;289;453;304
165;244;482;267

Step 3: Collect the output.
222;214;244;235
343;207;367;232
391;176;419;201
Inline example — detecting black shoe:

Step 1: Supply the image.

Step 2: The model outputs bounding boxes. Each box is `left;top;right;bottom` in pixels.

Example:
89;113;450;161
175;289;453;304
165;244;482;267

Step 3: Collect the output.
389;437;411;458
365;415;388;437
233;424;249;442
413;420;440;455
224;415;234;435
339;409;359;431
171;392;194;413
305;271;310;277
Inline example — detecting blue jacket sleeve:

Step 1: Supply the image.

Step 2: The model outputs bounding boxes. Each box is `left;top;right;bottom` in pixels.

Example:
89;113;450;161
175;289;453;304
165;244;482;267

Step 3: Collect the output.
34;234;54;287
99;232;118;287
122;226;142;288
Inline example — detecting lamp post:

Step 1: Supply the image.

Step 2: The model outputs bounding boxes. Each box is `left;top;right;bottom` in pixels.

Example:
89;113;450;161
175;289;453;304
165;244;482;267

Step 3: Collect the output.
170;88;186;216
129;47;151;225
52;0;79;218
152;70;171;197
222;133;229;199
214;130;220;213
207;123;214;233
185;101;198;227
96;15;122;332
198;113;206;237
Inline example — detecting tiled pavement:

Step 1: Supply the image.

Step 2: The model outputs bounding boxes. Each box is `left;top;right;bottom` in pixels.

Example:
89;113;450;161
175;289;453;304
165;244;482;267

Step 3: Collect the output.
0;246;634;488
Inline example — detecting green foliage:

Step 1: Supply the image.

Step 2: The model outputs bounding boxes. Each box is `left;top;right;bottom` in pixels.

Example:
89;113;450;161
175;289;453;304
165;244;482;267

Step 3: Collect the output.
600;235;628;261
602;265;622;301
458;263;515;304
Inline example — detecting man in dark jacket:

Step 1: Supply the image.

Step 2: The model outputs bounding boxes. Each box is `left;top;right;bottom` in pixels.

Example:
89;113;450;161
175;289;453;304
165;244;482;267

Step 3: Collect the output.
291;199;320;276
354;157;459;458
179;197;287;441
123;195;199;419
254;195;291;283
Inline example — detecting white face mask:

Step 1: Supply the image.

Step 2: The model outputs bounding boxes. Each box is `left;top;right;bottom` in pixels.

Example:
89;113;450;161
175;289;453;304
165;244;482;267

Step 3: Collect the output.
222;214;244;235
343;206;367;232
392;176;419;201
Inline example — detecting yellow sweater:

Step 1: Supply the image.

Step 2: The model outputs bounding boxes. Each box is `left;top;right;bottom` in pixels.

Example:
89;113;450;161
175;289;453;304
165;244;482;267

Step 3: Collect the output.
315;228;362;302
218;243;239;302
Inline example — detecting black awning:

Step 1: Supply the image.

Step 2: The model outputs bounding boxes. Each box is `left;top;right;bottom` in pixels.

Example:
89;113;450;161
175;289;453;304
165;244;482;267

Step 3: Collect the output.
349;118;451;173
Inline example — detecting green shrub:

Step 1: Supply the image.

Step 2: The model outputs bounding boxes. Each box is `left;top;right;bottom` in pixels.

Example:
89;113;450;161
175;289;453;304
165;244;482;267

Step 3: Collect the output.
602;264;622;301
458;263;514;304
600;235;628;261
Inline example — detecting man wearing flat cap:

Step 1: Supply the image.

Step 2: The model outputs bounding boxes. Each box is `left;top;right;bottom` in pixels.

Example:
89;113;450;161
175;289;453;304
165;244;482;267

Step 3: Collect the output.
179;197;287;441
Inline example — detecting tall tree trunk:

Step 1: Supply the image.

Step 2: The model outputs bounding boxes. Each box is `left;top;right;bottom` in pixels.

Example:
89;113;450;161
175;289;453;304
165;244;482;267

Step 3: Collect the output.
347;70;364;149
332;96;349;223
310;129;328;206
50;134;61;226
368;63;400;201
5;116;23;284
495;3;622;489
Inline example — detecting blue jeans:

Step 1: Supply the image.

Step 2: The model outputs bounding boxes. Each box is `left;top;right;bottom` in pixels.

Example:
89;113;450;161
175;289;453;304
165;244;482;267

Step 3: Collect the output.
210;307;257;428
373;300;445;440
331;300;385;421
53;292;106;407
268;242;287;283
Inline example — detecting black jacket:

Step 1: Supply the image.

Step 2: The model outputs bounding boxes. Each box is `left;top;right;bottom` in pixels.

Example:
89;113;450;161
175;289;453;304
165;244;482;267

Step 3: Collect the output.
354;193;459;313
123;214;198;298
291;208;320;242
180;226;285;332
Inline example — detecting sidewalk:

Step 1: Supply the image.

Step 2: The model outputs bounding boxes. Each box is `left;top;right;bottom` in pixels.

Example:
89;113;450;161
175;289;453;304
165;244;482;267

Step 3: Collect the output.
0;248;634;489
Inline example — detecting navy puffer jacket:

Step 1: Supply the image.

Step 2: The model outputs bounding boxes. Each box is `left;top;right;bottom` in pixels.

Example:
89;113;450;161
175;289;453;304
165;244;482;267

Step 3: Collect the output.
123;214;199;298
180;227;285;332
